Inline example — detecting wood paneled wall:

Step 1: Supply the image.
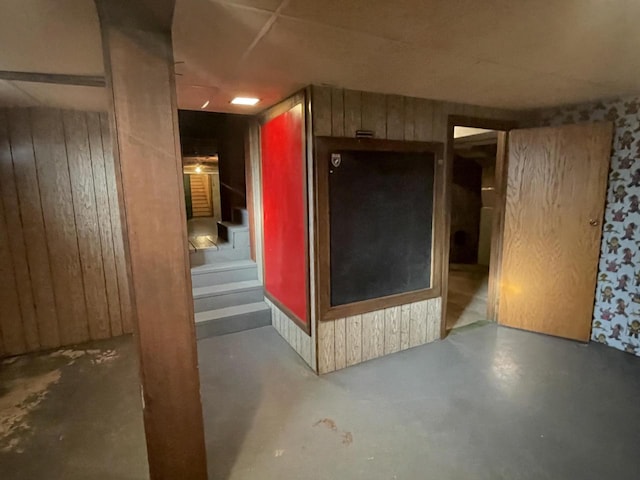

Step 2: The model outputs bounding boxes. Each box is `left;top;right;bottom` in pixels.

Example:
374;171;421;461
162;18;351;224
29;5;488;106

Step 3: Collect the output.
0;107;132;357
318;298;441;374
267;298;315;369
311;85;520;373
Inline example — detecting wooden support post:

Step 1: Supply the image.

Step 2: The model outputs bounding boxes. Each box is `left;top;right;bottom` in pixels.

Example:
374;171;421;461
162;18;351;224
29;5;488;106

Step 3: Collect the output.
96;1;208;478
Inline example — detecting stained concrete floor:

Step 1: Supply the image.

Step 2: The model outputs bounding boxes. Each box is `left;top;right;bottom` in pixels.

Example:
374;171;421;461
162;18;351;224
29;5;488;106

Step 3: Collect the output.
446;264;489;330
2;324;640;480
0;336;148;480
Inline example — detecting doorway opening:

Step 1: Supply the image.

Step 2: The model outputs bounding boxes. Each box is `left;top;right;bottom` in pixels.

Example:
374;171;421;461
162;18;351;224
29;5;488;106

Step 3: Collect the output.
178;109;270;338
444;119;513;334
178;110;251;255
183;158;221;249
446;127;497;330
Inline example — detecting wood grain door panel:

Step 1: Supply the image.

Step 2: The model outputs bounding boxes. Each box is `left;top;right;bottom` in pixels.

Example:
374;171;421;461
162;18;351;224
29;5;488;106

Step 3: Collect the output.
498;122;613;341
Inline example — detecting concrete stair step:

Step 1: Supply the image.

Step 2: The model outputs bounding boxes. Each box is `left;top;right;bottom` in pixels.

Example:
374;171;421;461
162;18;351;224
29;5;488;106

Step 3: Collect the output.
193;279;263;312
217;221;250;248
189;245;250;266
195;302;271;338
232;207;249;226
191;259;258;287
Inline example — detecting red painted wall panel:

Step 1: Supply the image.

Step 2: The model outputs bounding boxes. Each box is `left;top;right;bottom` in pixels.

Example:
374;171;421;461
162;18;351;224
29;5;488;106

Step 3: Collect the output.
261;103;308;324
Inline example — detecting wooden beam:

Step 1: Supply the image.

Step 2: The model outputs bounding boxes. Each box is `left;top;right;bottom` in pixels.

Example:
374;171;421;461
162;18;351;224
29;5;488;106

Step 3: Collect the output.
0;71;105;87
96;1;208;478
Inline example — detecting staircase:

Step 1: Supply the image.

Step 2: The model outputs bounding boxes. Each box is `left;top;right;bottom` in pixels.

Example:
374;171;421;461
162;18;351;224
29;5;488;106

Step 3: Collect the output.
190;207;271;338
190;174;213;217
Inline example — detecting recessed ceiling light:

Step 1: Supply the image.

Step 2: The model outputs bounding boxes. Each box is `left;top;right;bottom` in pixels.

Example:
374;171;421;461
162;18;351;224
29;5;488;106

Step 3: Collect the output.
200;100;210;109
231;97;260;106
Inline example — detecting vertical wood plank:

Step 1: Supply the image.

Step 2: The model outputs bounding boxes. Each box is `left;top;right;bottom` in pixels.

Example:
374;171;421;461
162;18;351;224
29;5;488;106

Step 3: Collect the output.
32;108;89;345
312;85;332;136
7;109;59;348
277;305;283;334
0;109;39;350
343;89;362;138
63;110;111;340
372;309;385;358
334;317;346;370
361;92;387;139
282;310;290;343
361;312;374;361
299;330;310;365
384;306;400;354
431;101;446;142
279;309;286;340
100;113;133;333
403;97;416;141
330;88;344;137
87;112;123;336
318;320;335;374
289;315;297;352
415;98;435;142
386;95;404;140
426;297;442;343
280;309;286;340
400;304;411;350
296;327;303;358
346;314;362;366
286;313;293;348
409;300;427;347
271;303;278;332
362;310;385;360
305;333;313;367
0;191;25;355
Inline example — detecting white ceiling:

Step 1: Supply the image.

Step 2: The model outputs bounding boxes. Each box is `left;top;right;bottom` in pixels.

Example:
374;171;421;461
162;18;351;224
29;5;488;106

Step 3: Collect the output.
1;0;640;113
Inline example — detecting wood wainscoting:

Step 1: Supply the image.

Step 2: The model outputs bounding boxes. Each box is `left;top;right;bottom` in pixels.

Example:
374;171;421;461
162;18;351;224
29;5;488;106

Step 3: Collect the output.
318;298;441;374
0;108;132;357
267;297;315;370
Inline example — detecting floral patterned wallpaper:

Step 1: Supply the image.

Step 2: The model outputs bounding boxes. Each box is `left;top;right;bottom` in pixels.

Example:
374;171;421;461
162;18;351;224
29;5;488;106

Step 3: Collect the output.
539;96;640;357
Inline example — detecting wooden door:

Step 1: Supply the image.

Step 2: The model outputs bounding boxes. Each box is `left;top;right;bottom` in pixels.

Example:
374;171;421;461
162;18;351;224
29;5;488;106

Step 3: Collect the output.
498;122;613;341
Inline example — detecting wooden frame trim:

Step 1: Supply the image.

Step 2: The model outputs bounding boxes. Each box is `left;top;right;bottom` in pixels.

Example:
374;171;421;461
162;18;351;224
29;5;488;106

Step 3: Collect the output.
257;90;312;335
314;136;444;321
264;291;310;334
486;130;509;322
442;115;518;338
0;70;106;87
258;90;307;125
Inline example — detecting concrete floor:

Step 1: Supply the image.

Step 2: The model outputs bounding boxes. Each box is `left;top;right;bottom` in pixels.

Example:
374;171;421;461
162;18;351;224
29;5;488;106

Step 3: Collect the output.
188;216;219;250
447;264;489;330
3;324;640;479
0;336;148;480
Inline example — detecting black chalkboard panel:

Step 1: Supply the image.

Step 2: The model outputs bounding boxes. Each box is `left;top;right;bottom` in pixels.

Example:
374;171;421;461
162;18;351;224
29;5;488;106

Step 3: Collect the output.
329;149;435;306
